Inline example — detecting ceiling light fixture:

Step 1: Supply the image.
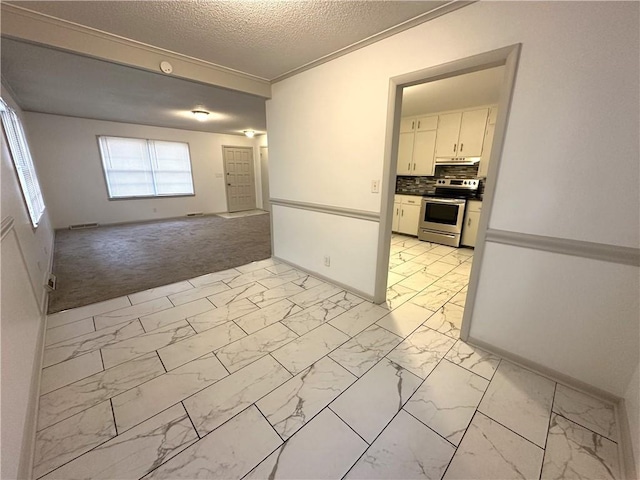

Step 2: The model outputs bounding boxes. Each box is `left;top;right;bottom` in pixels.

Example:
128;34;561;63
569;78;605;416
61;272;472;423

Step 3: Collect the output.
244;130;255;138
191;109;210;121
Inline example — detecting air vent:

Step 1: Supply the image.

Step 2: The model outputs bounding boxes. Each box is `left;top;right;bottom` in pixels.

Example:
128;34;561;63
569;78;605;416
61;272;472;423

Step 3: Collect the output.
45;273;57;291
69;223;99;230
186;212;204;217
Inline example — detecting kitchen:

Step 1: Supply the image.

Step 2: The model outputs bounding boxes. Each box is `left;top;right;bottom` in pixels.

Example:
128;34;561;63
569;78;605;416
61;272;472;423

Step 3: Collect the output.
386;65;506;326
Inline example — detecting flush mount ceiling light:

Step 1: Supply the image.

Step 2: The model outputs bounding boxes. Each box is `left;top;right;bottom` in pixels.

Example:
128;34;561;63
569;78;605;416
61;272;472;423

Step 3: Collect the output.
191;109;210;121
244;130;255;138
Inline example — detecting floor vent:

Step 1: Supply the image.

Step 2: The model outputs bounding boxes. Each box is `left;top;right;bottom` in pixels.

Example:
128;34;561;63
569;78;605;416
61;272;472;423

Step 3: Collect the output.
45;273;57;291
186;212;204;217
69;223;99;230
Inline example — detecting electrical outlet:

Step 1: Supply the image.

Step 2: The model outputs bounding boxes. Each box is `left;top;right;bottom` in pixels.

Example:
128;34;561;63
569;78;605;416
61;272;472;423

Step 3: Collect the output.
324;255;331;267
371;180;380;193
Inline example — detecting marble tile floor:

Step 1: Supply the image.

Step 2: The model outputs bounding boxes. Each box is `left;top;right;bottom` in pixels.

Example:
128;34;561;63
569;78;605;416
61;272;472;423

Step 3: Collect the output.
35;237;623;479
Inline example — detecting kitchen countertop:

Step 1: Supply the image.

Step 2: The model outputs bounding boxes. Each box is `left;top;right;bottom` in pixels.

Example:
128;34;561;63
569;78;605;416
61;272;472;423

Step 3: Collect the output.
395;191;483;201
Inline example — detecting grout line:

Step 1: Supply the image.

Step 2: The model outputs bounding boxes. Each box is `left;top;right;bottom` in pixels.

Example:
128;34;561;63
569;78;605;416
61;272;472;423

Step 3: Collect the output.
109;398;118;436
156;351;168;373
328;406;371;446
99;349;105;371
182;401;201;439
402;407;458;448
539;382;558;480
255;403;286;443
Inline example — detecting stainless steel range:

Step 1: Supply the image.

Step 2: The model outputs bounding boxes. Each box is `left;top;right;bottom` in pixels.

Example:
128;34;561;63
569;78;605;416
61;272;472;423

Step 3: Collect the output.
418;178;480;247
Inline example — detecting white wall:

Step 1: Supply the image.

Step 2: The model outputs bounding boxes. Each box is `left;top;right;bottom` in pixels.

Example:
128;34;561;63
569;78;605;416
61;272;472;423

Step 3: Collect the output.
24;113;259;228
1;85;54;480
266;0;638;406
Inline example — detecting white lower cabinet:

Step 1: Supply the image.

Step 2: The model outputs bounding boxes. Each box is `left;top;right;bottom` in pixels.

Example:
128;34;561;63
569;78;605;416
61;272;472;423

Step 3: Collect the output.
461;200;482;247
393;195;422;236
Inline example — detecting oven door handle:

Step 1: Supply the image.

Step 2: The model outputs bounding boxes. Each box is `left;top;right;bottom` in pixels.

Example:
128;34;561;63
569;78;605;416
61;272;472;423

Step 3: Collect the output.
423;198;466;205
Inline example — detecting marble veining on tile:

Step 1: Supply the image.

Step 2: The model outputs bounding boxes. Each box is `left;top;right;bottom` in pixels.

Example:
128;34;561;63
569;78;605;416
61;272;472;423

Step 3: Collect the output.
158;321;246;371
145;406;281;480
256;357;356;440
478;361;555;448
541;413;620;480
288;282;343;309
188;268;240;288
245;408;367;480
376;301;434;338
40;350;104;395
139;298;215;332
235;257;278;273
215;322;298;372
257;268;310;289
443;411;544;480
224;268;275;289
330;358;422;443
247;282;305;308
45;317;95;347
423;302;464;339
37;353;165;431
281;300;346;336
404;359;488;445
382;283;418;310
271;323;349;375
409;284;457;312
101;320;195;369
206;281;267;308
93;297;173;330
234;299;303;334
329;301;390;337
444;340;500;380
552;383;618;441
329;325;402;377
33;400;116;479
43;319;144;368
112;354;228;432
346;409;455;479
183;355;291;437
386;326;456;379
265;262;296;275
167;281;230;306
186;298;258;333
328;291;365;311
40;404;197;480
290;273;324;290
46;296;131;329
128;281;194;305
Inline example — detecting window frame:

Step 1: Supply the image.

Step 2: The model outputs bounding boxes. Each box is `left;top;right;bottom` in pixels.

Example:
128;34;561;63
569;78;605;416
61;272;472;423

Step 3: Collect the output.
0;97;46;228
96;135;196;200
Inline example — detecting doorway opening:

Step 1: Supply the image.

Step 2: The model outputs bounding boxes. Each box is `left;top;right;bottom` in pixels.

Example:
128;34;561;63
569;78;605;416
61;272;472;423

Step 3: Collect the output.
223;146;257;213
375;45;520;342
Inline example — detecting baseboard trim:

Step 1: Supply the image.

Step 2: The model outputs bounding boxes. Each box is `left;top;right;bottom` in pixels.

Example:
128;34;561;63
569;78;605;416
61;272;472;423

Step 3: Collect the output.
53;211;228;231
270;198;380;223
618;398;639;480
272;256;375;302
485;228;640;267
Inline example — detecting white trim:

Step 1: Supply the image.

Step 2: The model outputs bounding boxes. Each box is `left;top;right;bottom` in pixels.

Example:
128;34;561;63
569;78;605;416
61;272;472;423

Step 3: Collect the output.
1;4;271;98
270;198;380;222
485;228;640;267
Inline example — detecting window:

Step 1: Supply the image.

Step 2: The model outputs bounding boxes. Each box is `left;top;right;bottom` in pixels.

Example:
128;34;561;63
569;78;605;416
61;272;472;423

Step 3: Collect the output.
98;136;195;199
0;98;46;227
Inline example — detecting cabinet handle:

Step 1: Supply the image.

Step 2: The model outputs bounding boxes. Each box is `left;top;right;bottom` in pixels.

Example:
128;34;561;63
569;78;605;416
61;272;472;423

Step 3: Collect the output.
396;208;399;216
407;163;411;171
413;163;416;170
460;143;464;152
468;218;471;227
401;209;404;217
453;143;457;152
417;120;421;129
411;121;415;130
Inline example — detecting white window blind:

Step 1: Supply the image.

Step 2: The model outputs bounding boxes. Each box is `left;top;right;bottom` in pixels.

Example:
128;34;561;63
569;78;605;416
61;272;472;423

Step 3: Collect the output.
98;136;194;198
0;98;46;227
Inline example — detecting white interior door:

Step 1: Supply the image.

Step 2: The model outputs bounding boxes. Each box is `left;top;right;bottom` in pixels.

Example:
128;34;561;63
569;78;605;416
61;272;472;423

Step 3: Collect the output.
260;146;270;212
223;146;256;213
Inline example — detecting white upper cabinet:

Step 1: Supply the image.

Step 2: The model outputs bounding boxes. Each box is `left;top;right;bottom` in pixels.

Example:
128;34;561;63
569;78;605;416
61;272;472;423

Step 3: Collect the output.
397;115;437;176
435;108;489;158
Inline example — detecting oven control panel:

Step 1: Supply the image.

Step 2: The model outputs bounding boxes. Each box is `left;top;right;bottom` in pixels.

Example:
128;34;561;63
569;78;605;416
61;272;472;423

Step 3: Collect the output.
435;178;480;190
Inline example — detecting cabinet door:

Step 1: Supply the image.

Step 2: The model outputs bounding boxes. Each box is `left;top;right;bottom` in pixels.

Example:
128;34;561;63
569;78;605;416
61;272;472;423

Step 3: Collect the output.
412;130;437;176
416;115;438;131
392;202;401;232
398;204;421;236
478;123;495;178
400;117;416;133
458;108;488;157
435;112;462;157
397;132;414;175
461;210;481;247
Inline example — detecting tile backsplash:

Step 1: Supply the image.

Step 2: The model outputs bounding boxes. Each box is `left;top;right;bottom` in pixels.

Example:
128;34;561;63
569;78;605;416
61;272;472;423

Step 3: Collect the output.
395;165;482;196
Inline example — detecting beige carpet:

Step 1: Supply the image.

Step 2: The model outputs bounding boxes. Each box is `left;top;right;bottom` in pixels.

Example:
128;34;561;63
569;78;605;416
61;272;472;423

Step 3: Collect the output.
48;214;271;314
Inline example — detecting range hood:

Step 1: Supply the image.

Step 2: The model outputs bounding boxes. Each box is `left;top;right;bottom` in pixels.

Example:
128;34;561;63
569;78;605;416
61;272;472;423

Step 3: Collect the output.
435;157;481;166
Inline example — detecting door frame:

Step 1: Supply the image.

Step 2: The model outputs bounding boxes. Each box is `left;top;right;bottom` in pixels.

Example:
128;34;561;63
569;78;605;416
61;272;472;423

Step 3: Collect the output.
222;145;257;213
259;146;270;212
374;44;521;342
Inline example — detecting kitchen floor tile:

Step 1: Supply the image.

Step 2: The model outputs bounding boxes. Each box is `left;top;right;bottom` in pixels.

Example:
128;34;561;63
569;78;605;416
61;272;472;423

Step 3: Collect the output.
478;361;555;448
288;282;343;309
423;303;464;339
281;300;345;336
381;283;418;310
329;302;390;337
206;282;267;308
139;298;215;332
443;412;544;480
271;323;349;375
330;358;422;443
246;282;305;308
256;356;356;440
245;408;367;480
186;298;258;333
40;351;104;395
234;299;302;334
444;340;501;380
328;291;365;311
376;301;435;338
93;297;173;330
346;409;455;479
386;326;456;379
404;359;488;445
45;317;95;347
410;284;457;311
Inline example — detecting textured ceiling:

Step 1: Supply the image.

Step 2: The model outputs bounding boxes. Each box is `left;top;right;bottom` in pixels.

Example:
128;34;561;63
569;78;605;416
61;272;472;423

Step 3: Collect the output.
1;39;266;135
11;1;449;80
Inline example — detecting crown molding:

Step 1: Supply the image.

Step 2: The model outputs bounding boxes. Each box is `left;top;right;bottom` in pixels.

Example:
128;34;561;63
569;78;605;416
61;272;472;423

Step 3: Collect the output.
1;4;272;98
